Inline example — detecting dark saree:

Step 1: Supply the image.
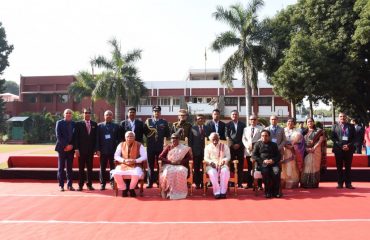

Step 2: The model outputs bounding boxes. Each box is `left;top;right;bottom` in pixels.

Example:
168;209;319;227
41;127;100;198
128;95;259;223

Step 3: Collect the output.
301;128;326;188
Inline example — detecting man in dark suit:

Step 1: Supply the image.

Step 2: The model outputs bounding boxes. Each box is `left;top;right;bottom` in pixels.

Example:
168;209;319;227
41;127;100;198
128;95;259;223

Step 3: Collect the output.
189;114;208;189
96;110;120;190
145;105;170;188
226;110;246;187
55;109;75;192
206;109;226;140
351;119;364;154
332;112;356;189
74;108;98;191
120;107;148;143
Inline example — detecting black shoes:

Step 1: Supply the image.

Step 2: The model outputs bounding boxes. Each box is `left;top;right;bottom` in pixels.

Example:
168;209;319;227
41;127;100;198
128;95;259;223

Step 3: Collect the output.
146;184;153;189
87;185;95;191
214;193;226;199
336;185;343;189
122;189;129;197
275;194;282;198
77;186;83;191
59;186;64;192
67;186;75;191
265;193;272;198
100;185;106;191
129;189;137;197
346;185;355;189
214;194;221;199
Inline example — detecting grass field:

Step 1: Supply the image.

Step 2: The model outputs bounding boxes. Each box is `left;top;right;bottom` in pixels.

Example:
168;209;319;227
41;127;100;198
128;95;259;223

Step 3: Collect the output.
0;144;54;154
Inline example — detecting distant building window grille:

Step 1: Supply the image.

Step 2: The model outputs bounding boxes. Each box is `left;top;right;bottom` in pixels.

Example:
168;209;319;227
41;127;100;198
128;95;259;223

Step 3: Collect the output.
159;97;171;106
224;97;238;106
58;94;68;103
139;98;152;106
258;97;272;106
25;95;37;103
172;98;180;106
41;94;53;103
240;97;246;105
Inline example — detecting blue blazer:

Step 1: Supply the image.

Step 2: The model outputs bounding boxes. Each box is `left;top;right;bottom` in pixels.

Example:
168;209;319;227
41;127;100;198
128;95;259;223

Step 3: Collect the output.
55;119;75;152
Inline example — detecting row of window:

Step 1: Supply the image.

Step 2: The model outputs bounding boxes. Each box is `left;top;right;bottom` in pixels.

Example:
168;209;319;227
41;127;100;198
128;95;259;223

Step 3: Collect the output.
24;94;69;103
24;94;273;107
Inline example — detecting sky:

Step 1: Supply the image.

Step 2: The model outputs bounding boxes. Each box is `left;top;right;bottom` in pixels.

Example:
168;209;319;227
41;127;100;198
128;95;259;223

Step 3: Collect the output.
1;0;297;83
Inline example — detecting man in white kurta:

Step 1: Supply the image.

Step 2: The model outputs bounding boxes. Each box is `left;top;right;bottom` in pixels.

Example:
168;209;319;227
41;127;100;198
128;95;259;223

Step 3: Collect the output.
111;131;147;197
204;132;231;199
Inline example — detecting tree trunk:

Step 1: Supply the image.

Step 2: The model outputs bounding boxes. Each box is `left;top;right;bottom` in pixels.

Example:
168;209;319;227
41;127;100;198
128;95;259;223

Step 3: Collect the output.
114;91;121;123
290;99;296;119
309;99;314;118
245;84;252;126
332;101;336;126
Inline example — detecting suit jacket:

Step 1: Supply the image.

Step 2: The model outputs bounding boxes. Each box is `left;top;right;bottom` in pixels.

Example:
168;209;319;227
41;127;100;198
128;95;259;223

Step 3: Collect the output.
331;122;355;154
226;120;246;150
120;119;148;143
74;120;98;155
242;125;264;156
96;121;120;155
205;120;226;140
354;125;364;145
55;119;75;152
265;125;286;152
188;124;208;156
145;118;170;151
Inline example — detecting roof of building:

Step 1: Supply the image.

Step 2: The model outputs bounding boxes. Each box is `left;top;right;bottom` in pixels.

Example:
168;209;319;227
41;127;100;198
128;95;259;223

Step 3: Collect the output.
6;116;29;122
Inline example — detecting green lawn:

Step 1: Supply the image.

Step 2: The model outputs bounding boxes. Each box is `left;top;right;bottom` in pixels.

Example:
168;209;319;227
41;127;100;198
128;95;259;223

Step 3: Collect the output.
0;144;54;154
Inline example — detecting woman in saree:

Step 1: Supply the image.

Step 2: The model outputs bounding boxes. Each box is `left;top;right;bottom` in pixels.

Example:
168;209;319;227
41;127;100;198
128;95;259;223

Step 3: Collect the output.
281;118;304;188
301;117;326;188
159;133;192;199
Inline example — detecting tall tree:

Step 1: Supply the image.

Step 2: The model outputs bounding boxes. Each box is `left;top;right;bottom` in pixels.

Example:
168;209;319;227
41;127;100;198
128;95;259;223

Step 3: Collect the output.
91;38;146;122
4;80;19;95
0;22;14;133
68;71;98;115
211;0;265;124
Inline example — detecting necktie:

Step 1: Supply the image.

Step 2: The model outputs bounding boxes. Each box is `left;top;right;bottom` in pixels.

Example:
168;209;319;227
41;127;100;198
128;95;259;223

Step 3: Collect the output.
251;127;254;138
200;125;204;137
86;121;91;134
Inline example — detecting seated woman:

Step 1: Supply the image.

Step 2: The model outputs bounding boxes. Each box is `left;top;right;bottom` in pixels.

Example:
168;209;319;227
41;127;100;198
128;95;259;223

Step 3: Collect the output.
300;117;326;188
204;132;231;199
159;133;192;200
110;131;147;197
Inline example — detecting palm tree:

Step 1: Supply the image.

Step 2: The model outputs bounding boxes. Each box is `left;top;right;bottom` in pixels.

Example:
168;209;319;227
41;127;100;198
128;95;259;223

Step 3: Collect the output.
68;70;97;115
211;0;265;125
91;38;146;122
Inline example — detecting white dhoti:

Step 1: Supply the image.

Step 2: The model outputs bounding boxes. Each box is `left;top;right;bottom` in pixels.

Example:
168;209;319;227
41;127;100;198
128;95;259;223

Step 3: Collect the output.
110;166;143;190
207;166;230;195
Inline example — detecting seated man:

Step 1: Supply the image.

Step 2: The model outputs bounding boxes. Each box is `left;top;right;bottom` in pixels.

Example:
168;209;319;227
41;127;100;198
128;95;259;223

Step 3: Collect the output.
111;131;147;197
252;130;282;198
204;132;231;199
159;133;192;200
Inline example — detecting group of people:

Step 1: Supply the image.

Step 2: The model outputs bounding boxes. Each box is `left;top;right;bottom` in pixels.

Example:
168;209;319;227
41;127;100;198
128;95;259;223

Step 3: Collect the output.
55;106;364;199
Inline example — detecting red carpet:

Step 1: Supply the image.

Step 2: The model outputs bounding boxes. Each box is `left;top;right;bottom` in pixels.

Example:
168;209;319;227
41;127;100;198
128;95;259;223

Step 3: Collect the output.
1;180;370;240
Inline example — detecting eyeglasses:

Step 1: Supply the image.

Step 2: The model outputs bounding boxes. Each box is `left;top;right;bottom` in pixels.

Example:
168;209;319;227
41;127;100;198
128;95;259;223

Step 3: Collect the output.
249;118;256;120
179;115;187;117
84;112;91;114
271;118;277;120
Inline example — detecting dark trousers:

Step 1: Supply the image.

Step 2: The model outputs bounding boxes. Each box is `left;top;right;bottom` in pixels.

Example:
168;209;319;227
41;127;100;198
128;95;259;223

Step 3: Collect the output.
193;154;204;187
99;153;114;186
78;153;94;187
57;150;74;188
147;149;162;186
335;150;353;187
230;148;244;186
354;143;362;154
261;165;280;195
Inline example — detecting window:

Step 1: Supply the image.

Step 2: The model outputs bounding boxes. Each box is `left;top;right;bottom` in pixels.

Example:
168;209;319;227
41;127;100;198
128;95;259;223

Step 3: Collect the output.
240;97;246;105
172;98;180;106
206;97;212;103
258;97;272;106
139;97;152;106
25;94;37;103
158;97;170;106
224;97;238;106
58;94;68;103
41;94;53;103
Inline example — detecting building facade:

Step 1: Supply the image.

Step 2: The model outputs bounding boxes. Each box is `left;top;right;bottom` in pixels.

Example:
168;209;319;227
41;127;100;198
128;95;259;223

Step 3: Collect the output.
5;69;291;122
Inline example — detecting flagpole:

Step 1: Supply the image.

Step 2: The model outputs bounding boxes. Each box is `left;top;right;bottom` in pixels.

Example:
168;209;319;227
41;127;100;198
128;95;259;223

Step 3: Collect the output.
204;47;207;80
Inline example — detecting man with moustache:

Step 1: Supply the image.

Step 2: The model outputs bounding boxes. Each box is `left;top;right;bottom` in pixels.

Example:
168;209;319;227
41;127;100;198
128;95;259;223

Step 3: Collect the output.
120;107;148;143
206;109;226;140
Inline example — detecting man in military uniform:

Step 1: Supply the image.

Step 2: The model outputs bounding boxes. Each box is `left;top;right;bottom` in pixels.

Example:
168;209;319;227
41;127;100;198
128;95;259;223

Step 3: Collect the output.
171;109;192;141
145;105;170;188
